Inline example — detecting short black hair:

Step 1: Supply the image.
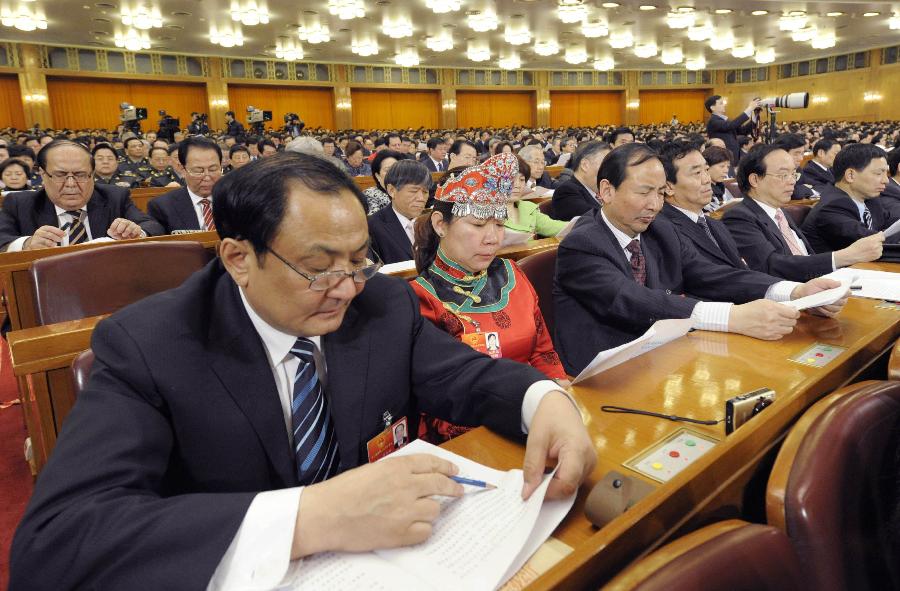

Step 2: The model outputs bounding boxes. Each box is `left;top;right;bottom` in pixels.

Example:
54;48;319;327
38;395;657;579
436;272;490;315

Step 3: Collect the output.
35;139;93;172
812;138;838;157
449;139;476;156
344;140;363;158
570;140;611;172
608;127;634;144
178;136;222;166
256;138;276;152
657;140;701;184
8;144;35;162
704;95;721;113
736;143;785;194
832;143;888;184
384;159;431;192
225;111;235;118
597;143;661;189
321;137;335;146
371;149;406;178
0;157;30;179
91;143;117;158
373;137;387;149
703;146;733;167
426;137;444;151
516;156;531;181
773;133;806;152
385;133;401;144
229;144;250;158
150;146;169;159
889;146;900;177
213;152;367;256
124;137;143;150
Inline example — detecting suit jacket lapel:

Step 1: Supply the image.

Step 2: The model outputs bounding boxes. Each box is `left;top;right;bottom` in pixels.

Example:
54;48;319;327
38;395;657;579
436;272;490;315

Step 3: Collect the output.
744;198;793;253
34;191;57;229
323;305;370;470
593;211;633;277
667;206;732;267
381;210;413;260
86;190;109;240
175;189;201;230
207;277;296;486
785;215;815;252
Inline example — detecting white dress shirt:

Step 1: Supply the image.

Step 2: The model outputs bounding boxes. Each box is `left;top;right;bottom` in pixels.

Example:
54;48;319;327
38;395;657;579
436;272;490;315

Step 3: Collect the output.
392;207;416;245
6;205;93;252
754;199;837;269
599;209;799;333
208;288;567;590
188;187;214;230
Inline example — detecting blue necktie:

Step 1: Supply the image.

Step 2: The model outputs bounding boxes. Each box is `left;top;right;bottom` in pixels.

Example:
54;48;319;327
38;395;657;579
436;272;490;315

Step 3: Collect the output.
290;338;340;485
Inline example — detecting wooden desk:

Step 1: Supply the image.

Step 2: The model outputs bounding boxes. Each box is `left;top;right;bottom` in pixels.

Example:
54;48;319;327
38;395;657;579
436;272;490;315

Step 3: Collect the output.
708;197;818;220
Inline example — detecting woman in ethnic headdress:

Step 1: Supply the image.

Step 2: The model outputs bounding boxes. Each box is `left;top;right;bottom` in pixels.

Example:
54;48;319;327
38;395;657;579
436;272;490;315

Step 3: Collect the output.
410;153;567;444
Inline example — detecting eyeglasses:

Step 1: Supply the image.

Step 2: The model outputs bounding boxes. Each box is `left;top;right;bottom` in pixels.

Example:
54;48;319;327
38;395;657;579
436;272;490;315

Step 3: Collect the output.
186;167;223;178
268;248;383;292
763;171;801;183
44;170;91;185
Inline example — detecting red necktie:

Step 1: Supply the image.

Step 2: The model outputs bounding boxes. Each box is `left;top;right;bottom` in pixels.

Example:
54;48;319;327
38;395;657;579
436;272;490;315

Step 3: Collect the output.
200;198;215;231
626;240;646;286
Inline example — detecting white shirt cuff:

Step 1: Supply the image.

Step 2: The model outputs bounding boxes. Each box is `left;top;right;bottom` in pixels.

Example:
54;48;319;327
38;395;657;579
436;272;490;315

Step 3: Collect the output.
765;281;801;302
6;236;29;252
691;301;732;333
207;487;303;591
521;380;576;433
831;252;837;271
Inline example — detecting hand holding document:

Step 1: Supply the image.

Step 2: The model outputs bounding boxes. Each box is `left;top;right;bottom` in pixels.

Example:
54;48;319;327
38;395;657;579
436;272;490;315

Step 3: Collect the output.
884;218;900;239
826;267;900;301
784;276;853;311
572;318;694;385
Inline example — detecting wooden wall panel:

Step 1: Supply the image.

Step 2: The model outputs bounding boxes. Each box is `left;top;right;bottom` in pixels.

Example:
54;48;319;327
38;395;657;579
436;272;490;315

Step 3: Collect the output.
549;91;623;127
350;89;440;130
456;91;535;128
638;89;708;125
226;85;335;130
0;75;25;128
47;78;207;130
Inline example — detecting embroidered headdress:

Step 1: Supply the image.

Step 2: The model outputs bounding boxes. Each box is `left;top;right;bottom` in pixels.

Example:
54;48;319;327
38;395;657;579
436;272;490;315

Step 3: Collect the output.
433;153;518;221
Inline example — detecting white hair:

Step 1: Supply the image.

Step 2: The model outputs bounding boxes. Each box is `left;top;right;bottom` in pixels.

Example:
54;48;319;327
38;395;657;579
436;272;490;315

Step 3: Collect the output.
285;136;324;155
518;144;543;161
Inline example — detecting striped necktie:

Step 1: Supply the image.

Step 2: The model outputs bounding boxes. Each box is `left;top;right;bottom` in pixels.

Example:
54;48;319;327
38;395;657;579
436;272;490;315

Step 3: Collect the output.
862;206;873;230
625;239;646;286
290;337;340;485
65;210;87;245
199;198;215;231
696;215;721;250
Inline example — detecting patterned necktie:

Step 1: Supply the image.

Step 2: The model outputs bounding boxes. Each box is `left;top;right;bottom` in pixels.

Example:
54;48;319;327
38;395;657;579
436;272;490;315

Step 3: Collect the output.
862;206;873;230
290;338;340;485
625;239;646;286
696;215;721;250
65;210;87;245
199;198;215;231
774;210;804;256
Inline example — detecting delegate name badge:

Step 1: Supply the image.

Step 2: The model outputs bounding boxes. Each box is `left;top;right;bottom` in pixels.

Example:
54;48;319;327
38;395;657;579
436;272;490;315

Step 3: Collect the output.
461;331;502;359
366;416;409;463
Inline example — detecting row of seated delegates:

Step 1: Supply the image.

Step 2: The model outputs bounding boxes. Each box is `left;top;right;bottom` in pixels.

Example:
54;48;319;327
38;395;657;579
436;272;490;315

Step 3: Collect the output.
10;152;596;590
0;139;163;252
410;153;567;443
722;143;887;282
148;137;224;234
367;159;431;264
553;143;848;376
703;145;738;212
551;140;612;221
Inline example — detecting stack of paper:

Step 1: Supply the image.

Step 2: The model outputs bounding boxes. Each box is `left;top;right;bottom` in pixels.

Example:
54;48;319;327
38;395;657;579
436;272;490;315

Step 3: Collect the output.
826;268;900;301
285;440;574;591
501;229;534;248
783;277;852;310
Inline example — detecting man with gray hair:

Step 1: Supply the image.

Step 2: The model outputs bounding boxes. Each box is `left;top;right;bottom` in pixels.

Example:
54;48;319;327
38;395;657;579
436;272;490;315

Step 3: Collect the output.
551;140;612;221
518;144;554;189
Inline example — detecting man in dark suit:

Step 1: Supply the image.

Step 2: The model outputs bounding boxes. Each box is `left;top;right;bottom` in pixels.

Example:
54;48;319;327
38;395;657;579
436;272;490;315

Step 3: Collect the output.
10;153;595;590
705;95;759;163
0;140;163;251
879;146;900;219
773;133;818;200
419;137;449;173
801;143;898;253
148;137;224;234
656;142;746;269
368;159;431;264
553;144;845;375
224;110;245;143
798;138;840;192
550;140;610;221
723;144;883;282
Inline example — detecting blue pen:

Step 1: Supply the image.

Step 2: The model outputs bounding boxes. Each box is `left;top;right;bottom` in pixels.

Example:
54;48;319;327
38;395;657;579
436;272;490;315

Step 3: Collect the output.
450;475;497;490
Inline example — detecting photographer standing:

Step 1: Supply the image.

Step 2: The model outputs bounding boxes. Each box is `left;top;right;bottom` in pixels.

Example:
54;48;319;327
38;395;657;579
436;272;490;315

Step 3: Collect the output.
188;112;210;136
284;113;305;138
224;111;245;143
705;95;759;163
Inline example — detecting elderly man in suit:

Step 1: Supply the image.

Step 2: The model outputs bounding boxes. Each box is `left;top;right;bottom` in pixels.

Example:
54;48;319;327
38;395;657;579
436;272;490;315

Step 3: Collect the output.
148;137;223;234
553;144;846;375
722;144;882;282
550;140;611;221
10;153;595;590
705;95;760;163
368;159;431;264
801;143;898;253
0;139;163;251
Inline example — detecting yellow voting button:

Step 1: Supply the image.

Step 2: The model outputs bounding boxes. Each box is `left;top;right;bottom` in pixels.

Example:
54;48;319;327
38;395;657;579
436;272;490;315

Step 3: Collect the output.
651;462;663;470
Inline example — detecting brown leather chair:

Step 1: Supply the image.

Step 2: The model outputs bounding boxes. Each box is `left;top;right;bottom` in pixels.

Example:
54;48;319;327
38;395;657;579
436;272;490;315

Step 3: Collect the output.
782;204;811;227
70;349;94;398
723;179;743;200
889;341;900;380
29;241;213;326
538;199;554;217
604;520;804;591
517;247;557;338
766;381;900;591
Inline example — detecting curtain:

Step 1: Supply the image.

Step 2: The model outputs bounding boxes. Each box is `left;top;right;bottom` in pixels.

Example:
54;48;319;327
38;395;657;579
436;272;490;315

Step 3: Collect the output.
638;90;708;125
0;75;25;128
456;92;534;128
47;77;207;130
549;91;622;127
350;90;440;130
227;85;335;131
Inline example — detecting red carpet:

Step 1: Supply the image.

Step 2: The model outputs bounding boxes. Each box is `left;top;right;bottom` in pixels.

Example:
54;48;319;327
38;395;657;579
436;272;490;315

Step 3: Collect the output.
0;338;34;590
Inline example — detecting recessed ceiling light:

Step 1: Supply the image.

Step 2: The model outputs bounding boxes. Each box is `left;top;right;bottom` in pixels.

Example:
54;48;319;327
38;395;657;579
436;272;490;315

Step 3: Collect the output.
94;2;116;8
90;30;110;35
164;24;183;30
826;12;844;17
303;10;318;15
863;12;880;17
601;2;620;7
788;10;806;16
170;11;191;17
92;17;111;23
639;5;657;11
714;9;732;14
751;10;768;16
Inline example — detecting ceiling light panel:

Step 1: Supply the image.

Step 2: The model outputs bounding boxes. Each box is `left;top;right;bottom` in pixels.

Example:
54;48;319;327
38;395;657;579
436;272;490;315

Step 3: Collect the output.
121;3;162;29
468;7;499;32
327;0;365;20
230;1;269;26
557;0;587;23
425;0;461;13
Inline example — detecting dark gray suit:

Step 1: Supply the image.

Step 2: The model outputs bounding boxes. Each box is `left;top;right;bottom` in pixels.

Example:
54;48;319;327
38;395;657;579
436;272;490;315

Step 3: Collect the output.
879;178;900;219
798;161;834;192
801;185;900;252
658;203;745;269
551;178;599;221
147;187;203;234
368;205;414;264
706;112;751;163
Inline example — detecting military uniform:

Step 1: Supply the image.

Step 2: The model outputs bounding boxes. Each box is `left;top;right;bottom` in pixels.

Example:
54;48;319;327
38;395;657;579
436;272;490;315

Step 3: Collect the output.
117;157;154;180
28;172;43;190
148;167;184;187
95;170;142;189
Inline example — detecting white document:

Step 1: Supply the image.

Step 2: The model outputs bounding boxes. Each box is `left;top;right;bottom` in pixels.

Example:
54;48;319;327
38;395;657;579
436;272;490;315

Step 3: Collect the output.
86;237;115;244
826;267;900;301
884;218;900;238
555;216;580;239
572;318;694;385
287;440;573;591
784;277;853;311
378;259;417;275
527;187;554;199
501;229;533;248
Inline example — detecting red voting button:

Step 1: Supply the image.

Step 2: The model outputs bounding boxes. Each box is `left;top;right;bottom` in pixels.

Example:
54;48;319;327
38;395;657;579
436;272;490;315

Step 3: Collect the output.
669;451;680;458
815;353;824;358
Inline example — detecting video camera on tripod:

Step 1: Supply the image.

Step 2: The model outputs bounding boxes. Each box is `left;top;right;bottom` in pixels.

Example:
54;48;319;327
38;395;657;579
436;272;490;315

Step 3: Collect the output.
247;105;273;134
119;102;147;133
157;109;181;142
